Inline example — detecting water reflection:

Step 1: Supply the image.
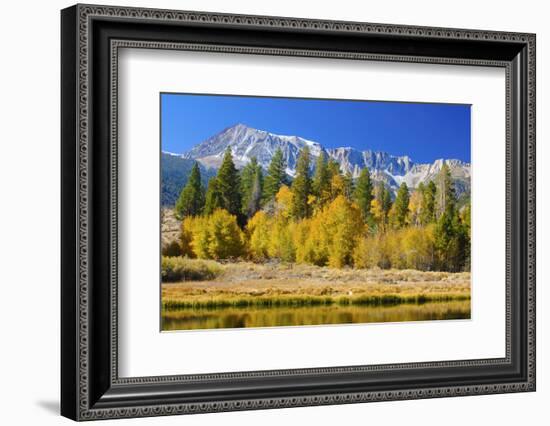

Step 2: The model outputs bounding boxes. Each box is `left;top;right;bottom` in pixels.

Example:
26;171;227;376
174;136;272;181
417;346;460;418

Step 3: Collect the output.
162;301;470;331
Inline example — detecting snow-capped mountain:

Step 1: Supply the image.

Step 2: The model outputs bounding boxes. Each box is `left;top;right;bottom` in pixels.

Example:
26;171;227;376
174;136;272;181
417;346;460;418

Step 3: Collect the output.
393;159;470;196
327;146;470;196
182;123;322;176
173;123;470;196
326;147;414;178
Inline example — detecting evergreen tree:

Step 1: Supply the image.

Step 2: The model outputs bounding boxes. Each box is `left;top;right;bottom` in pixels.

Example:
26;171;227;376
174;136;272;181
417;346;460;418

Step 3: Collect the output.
203;177;223;215
246;167;263;219
354;167;374;220
343;171;354;200
461;203;471;239
174;162;204;219
421;180;437;225
240;157;257;203
216;148;242;217
431;164;468;271
390;183;410;228
372;182;392;232
327;159;340;179
460;203;472;271
240;157;263;218
312;151;331;206
377;182;392;216
435;163;455;219
291;147;312;219
263;148;287;203
434;210;468;272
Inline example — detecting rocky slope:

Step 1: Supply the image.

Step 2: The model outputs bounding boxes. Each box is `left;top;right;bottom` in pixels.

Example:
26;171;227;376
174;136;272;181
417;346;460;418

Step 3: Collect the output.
170;124;470;198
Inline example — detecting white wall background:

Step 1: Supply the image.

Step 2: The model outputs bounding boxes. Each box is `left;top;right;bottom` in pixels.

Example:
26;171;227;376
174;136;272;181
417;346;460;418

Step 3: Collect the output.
0;0;546;424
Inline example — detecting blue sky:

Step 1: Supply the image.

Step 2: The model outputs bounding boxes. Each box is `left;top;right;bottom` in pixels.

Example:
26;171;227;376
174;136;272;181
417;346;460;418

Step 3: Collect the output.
161;93;471;163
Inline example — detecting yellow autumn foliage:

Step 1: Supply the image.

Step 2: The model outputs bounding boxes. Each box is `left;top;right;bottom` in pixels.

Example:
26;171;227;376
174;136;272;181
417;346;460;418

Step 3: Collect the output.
274;185;293;219
353;235;389;269
267;215;296;262
181;209;245;260
246;187;298;262
370;198;386;232
175;169;467;271
246;211;271;261
294;196;364;268
401;225;436;270
408;190;424;227
330;173;346;200
180;216;199;258
353;225;436;271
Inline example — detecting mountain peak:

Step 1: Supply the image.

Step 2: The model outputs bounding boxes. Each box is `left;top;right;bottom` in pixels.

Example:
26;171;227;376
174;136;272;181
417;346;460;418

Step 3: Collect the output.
218;122;255;137
226;122;250;131
180;126;469;196
183;125;323;175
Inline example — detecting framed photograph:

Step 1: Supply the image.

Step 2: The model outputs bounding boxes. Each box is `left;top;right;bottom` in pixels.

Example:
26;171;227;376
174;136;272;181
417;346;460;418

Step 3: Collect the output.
159;94;473;331
61;4;536;421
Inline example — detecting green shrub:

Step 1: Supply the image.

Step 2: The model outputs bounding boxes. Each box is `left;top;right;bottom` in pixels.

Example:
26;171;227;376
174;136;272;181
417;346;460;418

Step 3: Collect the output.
161;257;223;282
162;240;182;257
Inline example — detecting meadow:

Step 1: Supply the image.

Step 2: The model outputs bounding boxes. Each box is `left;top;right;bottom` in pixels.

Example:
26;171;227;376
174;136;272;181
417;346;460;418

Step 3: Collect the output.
161;259;470;330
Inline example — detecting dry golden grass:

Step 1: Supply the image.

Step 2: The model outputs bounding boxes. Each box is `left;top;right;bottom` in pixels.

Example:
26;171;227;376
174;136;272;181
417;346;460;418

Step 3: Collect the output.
162;260;470;309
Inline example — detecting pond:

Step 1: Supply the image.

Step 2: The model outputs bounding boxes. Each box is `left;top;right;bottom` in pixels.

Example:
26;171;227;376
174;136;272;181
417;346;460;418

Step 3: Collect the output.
161;300;471;331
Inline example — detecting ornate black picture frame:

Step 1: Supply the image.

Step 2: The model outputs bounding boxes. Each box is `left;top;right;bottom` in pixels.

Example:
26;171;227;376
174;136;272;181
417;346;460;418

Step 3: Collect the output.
61;4;536;421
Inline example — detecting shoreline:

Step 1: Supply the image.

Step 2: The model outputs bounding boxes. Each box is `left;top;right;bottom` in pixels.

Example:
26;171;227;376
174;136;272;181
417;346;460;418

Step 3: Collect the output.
162;292;470;310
